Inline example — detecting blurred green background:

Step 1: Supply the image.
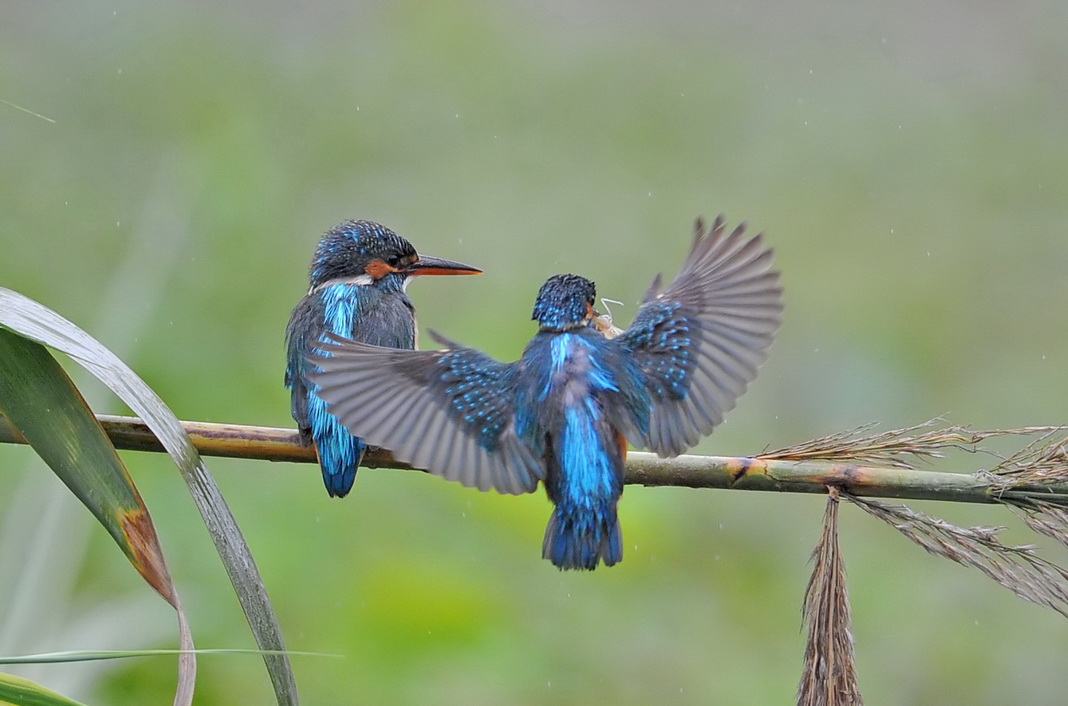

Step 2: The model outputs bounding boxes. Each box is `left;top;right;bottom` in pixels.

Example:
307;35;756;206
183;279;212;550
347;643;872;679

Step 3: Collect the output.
3;1;1068;703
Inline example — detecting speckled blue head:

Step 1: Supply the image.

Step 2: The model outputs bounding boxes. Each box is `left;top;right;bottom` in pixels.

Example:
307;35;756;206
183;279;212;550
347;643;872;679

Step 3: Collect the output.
309;220;417;288
532;274;597;331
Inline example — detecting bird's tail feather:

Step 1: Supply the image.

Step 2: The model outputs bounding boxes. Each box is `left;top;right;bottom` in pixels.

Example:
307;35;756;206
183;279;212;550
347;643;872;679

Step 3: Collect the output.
314;425;365;498
542;507;623;571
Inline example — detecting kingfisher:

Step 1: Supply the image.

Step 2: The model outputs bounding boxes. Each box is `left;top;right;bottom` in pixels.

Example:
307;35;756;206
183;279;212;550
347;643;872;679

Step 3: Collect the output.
285;219;482;498
309;216;782;568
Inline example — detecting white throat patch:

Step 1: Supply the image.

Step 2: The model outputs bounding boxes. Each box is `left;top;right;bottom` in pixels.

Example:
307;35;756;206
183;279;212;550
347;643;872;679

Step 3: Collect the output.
308;274;374;294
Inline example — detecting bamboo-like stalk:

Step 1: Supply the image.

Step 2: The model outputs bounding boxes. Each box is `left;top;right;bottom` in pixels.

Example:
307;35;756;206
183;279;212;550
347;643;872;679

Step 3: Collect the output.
4;414;1068;505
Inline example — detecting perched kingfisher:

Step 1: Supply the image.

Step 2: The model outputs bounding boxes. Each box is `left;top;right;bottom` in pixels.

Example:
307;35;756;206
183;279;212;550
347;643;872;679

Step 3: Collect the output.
285;219;482;498
309;216;782;568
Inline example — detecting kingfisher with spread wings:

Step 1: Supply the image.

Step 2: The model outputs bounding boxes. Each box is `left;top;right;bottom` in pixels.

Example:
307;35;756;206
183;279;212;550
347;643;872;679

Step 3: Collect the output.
310;216;782;569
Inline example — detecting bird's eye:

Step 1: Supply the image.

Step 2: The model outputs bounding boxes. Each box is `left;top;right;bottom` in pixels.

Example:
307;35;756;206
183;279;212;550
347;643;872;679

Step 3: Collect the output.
386;255;402;268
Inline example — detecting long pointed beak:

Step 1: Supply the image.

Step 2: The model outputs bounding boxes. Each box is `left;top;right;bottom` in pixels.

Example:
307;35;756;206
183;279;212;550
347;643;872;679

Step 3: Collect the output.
407;255;483;276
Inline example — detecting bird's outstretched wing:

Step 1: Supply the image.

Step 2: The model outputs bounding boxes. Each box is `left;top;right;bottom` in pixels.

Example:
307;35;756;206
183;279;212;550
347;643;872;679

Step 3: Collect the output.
308;332;544;494
617;216;783;457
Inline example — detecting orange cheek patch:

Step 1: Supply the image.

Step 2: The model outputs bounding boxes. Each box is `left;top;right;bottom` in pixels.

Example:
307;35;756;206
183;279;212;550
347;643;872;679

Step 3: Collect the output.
365;260;397;279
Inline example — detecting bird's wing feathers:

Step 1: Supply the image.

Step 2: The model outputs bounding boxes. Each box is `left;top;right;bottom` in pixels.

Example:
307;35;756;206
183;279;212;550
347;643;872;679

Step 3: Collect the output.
284;294;321;441
618;216;782;457
308;334;543;494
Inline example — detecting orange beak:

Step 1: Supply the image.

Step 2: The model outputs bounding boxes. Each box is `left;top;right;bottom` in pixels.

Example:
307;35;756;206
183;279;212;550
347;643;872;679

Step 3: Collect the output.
406;255;482;277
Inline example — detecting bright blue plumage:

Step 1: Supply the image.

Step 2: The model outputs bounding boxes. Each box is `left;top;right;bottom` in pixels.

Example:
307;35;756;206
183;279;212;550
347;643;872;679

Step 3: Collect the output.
510;330;639;569
545;337;628;568
310;215;782;567
285;220;481;497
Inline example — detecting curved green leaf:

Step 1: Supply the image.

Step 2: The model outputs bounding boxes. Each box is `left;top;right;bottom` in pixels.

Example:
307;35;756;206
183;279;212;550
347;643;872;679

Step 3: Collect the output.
0;672;88;706
0;328;195;705
0;288;297;706
0;329;174;601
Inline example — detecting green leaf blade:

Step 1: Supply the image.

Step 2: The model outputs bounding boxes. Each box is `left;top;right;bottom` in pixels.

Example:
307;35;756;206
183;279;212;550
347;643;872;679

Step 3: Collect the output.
0;329;173;604
0;672;89;706
0;288;296;705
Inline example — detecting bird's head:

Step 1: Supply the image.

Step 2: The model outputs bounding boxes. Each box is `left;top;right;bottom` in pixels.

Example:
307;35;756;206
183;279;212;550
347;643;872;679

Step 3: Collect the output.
532;273;597;332
309;220;481;291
